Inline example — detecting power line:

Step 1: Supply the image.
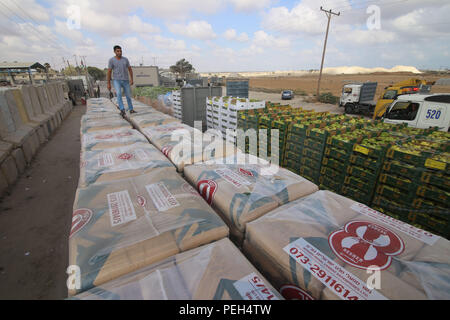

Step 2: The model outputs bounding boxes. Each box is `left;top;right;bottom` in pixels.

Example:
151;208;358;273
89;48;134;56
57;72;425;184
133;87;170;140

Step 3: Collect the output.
10;0;61;45
0;0;66;51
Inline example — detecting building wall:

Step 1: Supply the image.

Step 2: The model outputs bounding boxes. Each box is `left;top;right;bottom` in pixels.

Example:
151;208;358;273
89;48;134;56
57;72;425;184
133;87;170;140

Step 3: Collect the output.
132;66;160;88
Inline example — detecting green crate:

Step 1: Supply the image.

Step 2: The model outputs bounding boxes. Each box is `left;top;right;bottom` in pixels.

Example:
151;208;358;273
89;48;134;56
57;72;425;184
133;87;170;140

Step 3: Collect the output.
286;132;306;143
319;175;342;193
285;142;304;154
386;147;448;171
303;139;325;153
322;157;347;172
344;176;376;194
301;157;322;171
324;147;350;162
320;166;346;180
379;174;420;193
375;184;416;204
302;147;322;162
284;151;301;161
347;165;378;183
416;185;449;206
382;160;422;180
420;172;450;191
300;166;319;184
341;185;373;205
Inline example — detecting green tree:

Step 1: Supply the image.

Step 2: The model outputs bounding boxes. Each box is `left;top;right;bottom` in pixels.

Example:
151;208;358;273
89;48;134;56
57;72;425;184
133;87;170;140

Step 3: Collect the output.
170;58;193;79
87;66;106;81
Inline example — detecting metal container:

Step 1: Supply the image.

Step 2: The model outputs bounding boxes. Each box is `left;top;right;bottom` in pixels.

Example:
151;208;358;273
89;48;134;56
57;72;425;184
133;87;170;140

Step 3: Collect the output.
181;86;222;130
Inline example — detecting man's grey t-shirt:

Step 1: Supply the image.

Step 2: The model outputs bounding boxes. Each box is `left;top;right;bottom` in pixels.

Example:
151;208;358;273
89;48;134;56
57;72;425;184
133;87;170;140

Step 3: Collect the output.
108;56;130;81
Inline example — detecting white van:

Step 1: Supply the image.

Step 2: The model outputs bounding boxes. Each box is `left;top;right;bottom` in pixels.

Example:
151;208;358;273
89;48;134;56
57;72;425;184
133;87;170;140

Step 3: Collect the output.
383;94;450;132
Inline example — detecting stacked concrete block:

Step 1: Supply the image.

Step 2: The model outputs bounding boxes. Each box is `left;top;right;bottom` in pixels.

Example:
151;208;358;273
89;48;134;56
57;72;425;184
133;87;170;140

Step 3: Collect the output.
0;88;40;164
0;82;74;197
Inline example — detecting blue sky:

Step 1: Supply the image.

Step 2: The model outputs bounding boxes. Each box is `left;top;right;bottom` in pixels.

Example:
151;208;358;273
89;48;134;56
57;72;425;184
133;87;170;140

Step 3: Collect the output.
1;0;449;72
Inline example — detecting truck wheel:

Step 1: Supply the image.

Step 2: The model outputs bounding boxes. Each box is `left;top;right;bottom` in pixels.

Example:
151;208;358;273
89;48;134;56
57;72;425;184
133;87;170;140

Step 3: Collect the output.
345;103;355;114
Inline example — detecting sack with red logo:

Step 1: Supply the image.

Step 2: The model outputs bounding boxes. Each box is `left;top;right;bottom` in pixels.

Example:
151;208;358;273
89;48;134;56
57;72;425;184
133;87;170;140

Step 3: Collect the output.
73;238;282;300
69;169;229;296
81;128;149;152
79;142;175;187
243;190;450;300
183;164;319;244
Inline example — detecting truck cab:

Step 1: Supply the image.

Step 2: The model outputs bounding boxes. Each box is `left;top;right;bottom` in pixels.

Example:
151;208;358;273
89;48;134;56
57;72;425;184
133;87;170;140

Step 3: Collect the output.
383;94;450;131
339;82;377;115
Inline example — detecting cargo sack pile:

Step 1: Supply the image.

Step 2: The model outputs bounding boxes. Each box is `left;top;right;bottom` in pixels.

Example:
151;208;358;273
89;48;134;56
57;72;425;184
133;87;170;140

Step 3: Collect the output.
69;169;229;296
73;238;282;300
81;128;149;152
79;142;176;187
184;163;319;244
129;112;181;129
81;117;132;134
243;190;450;300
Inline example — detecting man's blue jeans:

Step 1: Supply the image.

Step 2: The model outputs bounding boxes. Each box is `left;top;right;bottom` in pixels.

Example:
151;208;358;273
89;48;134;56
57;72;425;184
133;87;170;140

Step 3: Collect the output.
113;79;134;111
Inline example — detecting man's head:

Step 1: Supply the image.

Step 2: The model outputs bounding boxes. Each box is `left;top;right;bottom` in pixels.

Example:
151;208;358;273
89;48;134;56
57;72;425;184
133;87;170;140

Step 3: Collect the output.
114;45;122;58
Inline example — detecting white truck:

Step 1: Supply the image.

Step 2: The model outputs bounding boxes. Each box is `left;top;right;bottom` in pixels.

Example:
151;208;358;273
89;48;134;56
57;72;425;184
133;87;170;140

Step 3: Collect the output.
339;82;377;115
383;94;450;132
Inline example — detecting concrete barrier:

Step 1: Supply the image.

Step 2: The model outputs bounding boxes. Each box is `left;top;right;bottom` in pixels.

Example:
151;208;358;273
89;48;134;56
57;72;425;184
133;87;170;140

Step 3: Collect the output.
7;89;46;144
34;85;60;129
0;89;39;163
20;85;53;137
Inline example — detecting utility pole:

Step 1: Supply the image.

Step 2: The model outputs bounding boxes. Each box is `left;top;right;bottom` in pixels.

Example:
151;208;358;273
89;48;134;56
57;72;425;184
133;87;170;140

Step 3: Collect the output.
73;54;80;75
316;7;340;100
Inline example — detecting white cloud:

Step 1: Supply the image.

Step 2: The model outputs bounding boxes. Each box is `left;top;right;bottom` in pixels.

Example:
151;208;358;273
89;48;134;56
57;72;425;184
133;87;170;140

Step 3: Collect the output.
228;0;272;12
168;20;217;40
223;29;249;42
253;30;290;48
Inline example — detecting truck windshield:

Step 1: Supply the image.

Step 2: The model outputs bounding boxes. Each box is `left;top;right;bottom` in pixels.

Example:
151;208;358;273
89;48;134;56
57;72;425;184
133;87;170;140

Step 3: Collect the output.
383;90;397;100
386;102;420;121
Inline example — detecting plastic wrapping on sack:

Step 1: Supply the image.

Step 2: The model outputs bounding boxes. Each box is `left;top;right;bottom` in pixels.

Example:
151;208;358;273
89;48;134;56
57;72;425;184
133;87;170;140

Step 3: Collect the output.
183;164;319;243
81;128;149;152
130;112;181;129
69;169;229;296
79;142;175;187
243;190;450;300
142;123;204;172
81;118;131;134
73;238;282;300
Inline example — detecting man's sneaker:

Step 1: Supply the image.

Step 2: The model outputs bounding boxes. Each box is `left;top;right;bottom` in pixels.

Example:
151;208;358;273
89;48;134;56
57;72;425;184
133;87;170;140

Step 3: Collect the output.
130;110;137;114
120;110;125;116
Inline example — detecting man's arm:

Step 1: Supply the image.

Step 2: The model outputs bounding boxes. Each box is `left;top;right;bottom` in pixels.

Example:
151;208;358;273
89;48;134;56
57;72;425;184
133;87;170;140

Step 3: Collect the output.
107;69;112;91
128;66;133;86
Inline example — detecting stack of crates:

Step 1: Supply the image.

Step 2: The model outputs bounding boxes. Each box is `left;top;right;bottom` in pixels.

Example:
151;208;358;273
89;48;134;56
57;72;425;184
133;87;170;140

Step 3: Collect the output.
303;118;365;185
372;130;450;238
172;90;182;120
330;127;402;205
283;116;334;176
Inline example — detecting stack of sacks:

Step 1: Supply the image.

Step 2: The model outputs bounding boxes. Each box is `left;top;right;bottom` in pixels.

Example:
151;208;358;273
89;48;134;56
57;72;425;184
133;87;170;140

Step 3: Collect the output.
142;123;204;172
183;163;319;244
79;142;175;187
130;112;181;129
0;88;40;164
73;238;282;300
69;169;229;296
81;117;131;134
81;128;149;152
243;190;450;300
142;123;238;172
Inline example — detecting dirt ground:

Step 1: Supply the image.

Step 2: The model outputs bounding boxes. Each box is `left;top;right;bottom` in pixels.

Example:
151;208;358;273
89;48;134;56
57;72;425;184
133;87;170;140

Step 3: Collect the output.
249;72;450;98
249;91;343;114
0;104;85;300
